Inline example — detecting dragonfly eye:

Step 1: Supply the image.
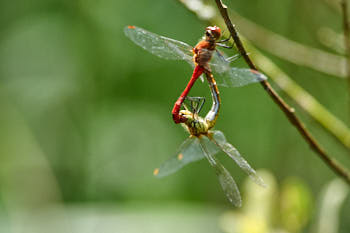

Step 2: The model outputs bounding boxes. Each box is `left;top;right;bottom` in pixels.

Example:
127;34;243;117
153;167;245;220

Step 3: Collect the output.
206;26;221;39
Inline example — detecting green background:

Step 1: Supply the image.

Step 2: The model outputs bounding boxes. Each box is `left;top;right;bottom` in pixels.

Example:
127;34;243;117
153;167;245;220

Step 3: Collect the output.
0;0;349;232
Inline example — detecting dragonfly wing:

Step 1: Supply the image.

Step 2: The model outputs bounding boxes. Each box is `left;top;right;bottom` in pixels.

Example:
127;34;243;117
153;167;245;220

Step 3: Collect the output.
199;136;242;207
124;26;194;64
154;137;205;178
211;130;266;187
209;51;267;87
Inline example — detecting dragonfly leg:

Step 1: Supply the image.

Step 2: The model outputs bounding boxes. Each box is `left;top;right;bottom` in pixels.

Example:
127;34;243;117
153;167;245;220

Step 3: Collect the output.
217;34;231;43
216;43;233;49
226;54;241;62
215;49;241;63
185;96;206;114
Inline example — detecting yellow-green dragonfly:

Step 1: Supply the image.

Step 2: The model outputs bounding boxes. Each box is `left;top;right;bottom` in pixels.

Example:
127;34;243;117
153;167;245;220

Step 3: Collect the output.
154;73;265;207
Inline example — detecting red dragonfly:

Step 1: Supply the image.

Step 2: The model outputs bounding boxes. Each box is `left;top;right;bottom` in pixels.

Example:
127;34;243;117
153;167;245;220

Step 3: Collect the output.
124;25;267;123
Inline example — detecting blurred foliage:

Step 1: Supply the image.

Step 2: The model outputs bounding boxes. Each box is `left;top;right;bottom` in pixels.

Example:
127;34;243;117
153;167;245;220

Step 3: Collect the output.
220;171;348;233
0;0;350;232
280;178;312;233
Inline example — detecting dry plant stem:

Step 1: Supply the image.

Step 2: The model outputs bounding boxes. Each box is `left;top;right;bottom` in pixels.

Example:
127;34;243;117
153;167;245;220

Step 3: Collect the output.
215;0;350;185
247;44;350;150
228;10;346;78
341;0;350;118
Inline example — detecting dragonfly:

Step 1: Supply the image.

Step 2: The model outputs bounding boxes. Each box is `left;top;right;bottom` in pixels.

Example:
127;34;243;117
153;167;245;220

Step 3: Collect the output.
153;72;265;207
124;25;267;124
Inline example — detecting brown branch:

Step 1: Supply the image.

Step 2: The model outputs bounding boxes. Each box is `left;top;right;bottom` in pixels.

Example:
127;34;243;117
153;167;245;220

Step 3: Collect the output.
341;0;350;119
229;10;346;78
214;0;350;185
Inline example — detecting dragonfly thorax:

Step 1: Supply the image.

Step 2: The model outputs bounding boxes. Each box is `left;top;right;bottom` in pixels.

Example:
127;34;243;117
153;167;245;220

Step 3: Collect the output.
194;47;214;69
180;109;210;136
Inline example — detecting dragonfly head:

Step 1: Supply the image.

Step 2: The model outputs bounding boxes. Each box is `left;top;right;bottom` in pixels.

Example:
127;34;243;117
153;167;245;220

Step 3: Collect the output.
205;26;221;41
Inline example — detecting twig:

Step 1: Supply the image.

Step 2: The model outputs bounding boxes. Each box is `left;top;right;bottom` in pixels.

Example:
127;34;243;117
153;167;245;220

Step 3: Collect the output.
246;42;350;150
214;0;350;185
341;0;350;119
228;9;347;78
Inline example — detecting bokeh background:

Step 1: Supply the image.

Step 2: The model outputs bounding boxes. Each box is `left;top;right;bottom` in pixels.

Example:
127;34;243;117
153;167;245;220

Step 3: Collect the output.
0;0;349;232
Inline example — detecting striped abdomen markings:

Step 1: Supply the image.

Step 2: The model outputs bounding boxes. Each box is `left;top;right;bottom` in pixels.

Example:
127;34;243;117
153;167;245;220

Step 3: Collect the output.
204;71;221;129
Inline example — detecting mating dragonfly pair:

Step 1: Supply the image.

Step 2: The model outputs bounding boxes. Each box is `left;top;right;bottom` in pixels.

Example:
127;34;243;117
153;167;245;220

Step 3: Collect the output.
124;25;267;207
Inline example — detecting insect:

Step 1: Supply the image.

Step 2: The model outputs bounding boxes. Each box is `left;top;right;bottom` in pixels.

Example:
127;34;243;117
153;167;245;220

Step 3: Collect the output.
153;72;265;207
124;26;267;124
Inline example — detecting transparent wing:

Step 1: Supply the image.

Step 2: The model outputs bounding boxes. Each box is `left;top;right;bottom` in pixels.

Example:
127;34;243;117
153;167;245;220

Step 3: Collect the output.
199;136;242;207
154;136;209;178
124;26;194;64
209;51;267;87
211;130;266;187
